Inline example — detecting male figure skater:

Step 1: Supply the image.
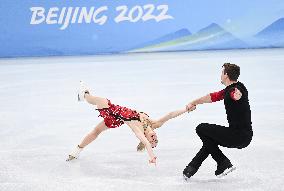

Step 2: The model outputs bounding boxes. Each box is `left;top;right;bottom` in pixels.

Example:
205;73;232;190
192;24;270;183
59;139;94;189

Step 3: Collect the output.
184;63;253;179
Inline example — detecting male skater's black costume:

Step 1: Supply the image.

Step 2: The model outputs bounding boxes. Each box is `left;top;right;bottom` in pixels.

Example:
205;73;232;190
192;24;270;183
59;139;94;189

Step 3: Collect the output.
184;81;253;178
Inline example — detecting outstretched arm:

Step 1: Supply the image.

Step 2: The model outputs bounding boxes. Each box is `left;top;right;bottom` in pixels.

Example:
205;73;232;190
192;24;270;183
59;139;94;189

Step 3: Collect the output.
126;121;157;165
151;106;195;129
190;94;212;105
186;90;225;110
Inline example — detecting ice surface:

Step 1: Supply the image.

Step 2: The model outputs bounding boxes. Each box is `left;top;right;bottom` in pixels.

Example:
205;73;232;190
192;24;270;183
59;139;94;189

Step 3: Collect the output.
0;49;283;191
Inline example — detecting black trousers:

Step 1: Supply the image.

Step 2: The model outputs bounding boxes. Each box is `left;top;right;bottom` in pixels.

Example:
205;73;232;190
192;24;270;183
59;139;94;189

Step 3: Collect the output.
189;123;253;168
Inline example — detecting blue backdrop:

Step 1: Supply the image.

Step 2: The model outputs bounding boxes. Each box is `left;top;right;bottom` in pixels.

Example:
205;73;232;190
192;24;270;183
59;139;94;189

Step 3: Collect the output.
1;0;284;57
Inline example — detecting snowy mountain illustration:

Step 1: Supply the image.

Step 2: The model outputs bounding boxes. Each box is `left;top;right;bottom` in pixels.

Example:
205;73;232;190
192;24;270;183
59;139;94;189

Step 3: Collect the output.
253;18;284;47
132;28;191;50
129;23;247;52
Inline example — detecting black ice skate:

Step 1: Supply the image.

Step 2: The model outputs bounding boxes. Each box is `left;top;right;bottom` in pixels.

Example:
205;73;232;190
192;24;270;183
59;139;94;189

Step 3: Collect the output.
183;165;198;180
215;159;236;178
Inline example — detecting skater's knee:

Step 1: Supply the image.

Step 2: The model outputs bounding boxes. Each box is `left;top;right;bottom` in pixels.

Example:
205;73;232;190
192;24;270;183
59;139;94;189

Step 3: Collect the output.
196;123;209;135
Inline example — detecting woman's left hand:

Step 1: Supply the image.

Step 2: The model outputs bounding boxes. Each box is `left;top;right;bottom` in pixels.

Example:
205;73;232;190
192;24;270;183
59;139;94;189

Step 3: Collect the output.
149;156;157;166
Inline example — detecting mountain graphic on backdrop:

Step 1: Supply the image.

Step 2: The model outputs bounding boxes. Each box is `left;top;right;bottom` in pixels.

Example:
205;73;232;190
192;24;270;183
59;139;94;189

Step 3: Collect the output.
129;23;247;52
254;18;284;47
131;28;191;50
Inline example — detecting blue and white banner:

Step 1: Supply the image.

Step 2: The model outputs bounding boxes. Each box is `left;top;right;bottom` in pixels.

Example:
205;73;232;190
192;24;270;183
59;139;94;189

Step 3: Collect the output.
1;0;284;57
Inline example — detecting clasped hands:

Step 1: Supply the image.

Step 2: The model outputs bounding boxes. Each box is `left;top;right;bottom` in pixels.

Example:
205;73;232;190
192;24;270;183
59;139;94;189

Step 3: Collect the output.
186;103;197;113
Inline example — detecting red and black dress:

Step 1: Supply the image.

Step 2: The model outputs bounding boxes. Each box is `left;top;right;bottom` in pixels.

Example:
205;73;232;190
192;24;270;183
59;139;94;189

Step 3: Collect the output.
96;100;141;128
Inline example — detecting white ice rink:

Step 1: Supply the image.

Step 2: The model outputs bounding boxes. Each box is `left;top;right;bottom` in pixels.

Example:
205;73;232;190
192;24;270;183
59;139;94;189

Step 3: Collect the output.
0;49;283;191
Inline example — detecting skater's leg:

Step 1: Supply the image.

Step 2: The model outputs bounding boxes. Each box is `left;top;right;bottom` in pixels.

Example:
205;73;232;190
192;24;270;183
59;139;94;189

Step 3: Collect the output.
84;93;109;109
183;146;209;179
184;123;239;178
79;120;109;148
196;123;240;177
196;123;228;164
67;121;108;161
188;146;209;169
183;123;228;178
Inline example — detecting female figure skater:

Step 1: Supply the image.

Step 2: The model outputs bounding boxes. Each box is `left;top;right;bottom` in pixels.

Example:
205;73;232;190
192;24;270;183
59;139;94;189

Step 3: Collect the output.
66;81;195;165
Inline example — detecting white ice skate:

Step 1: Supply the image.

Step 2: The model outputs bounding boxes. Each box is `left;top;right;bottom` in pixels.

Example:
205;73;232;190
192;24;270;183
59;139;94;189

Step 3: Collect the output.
78;80;90;102
66;145;83;161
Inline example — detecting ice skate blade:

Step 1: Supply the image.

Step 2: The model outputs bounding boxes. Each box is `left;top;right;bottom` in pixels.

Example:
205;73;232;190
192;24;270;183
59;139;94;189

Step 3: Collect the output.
217;166;236;178
77;93;83;102
183;174;190;181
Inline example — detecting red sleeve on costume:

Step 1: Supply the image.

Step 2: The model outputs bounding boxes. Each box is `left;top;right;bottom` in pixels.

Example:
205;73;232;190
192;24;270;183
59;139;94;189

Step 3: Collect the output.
230;88;237;101
210;89;225;102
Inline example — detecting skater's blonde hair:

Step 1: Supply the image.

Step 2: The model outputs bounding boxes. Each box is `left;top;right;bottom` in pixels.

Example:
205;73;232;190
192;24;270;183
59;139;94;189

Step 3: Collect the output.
137;141;146;151
136;112;157;151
